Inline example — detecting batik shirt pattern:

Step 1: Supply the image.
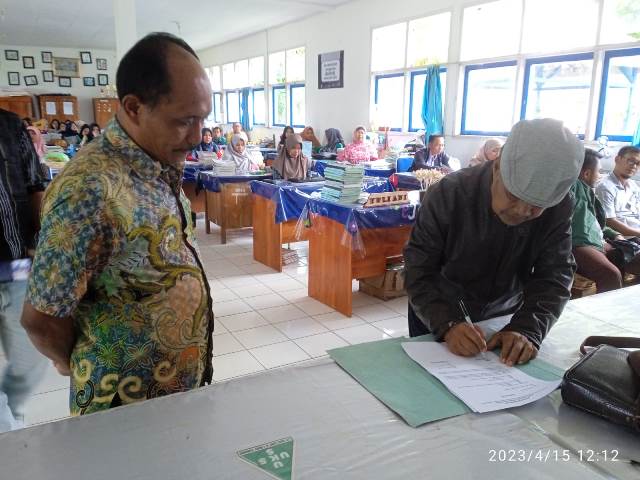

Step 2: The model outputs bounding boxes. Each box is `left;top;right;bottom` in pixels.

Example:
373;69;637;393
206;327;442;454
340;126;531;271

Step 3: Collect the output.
27;119;213;415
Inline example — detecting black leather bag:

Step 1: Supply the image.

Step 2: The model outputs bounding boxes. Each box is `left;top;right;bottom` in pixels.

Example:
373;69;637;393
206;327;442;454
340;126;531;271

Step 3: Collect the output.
561;336;640;433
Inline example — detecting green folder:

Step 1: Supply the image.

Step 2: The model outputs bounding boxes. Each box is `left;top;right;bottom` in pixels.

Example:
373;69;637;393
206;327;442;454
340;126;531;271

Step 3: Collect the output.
328;335;564;428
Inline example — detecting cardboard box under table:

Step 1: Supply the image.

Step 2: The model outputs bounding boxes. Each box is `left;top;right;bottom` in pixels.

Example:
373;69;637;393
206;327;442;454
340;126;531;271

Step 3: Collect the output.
304;198;417;316
199;171;272;243
251;178;394;272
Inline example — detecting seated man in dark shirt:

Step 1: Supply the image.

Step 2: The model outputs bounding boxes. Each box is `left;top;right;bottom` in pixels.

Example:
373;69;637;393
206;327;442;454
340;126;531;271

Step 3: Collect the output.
404;119;583;366
410;134;450;170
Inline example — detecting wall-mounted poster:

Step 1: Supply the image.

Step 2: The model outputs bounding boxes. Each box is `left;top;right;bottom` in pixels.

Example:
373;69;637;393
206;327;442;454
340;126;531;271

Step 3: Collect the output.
4;50;18;61
24;75;38;86
7;72;20;86
318;50;344;89
22;56;35;69
53;57;80;78
58;76;72;88
80;51;92;64
42;70;54;83
96;58;107;70
97;74;109;86
41;51;52;63
83;76;95;87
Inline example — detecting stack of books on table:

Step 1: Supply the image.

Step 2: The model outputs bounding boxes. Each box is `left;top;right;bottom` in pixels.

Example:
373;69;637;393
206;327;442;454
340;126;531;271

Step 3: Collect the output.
212;159;236;176
321;163;365;204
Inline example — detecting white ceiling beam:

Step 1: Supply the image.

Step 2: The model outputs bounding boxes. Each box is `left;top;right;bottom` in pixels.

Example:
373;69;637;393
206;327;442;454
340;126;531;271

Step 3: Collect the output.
262;0;337;11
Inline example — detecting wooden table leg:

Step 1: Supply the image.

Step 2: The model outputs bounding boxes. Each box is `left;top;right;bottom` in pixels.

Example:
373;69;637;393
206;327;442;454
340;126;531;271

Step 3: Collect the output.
253;194;284;271
204;189;211;234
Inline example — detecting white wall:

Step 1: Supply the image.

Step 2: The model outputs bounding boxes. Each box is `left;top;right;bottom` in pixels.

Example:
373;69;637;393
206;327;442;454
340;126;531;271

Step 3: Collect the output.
0;44;117;123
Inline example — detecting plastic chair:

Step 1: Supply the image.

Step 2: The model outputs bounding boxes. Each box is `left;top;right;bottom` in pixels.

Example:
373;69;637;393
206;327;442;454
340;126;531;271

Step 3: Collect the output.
396;156;413;173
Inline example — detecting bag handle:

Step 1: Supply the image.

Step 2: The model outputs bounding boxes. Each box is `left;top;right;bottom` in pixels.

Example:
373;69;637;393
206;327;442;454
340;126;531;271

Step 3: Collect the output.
580;336;640;378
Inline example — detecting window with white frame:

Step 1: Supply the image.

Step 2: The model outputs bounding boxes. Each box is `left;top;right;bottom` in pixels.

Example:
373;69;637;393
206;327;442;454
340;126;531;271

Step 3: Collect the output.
249;56;264;86
219;57;266;125
252;88;266;125
370;12;451;132
212;92;223;123
461;61;517;135
226;91;240;123
596;47;640;141
521;54;594;137
269;47;305;127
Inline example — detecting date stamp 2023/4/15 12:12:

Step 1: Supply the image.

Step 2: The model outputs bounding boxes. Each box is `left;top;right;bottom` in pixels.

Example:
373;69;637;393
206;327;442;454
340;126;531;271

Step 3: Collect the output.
488;449;620;463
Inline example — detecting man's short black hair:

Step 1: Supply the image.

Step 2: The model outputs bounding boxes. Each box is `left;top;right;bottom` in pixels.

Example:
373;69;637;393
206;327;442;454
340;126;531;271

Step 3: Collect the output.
617;145;640;158
428;134;444;144
116;32;199;108
582;148;602;173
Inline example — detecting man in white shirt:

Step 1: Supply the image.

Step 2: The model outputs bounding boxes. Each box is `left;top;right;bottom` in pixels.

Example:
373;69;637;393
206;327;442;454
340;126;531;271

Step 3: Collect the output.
596;146;640;236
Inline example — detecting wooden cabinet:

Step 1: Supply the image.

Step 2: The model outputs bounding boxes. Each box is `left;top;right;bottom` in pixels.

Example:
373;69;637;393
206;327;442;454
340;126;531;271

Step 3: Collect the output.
38;95;78;124
93;98;120;127
0;95;34;119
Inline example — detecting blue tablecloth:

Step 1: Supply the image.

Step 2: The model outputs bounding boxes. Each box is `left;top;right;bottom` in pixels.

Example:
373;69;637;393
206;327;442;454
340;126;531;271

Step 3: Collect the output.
199;171;273;193
306;197;418;236
314;160;395;179
394;172;422;190
183;163;212;183
251;178;393;224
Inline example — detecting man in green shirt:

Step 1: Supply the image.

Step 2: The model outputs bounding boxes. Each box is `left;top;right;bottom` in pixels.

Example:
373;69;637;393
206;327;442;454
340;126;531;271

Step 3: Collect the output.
571;149;626;292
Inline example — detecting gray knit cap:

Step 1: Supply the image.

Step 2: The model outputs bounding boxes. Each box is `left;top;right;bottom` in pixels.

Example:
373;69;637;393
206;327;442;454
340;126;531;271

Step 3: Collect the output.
500;118;583;208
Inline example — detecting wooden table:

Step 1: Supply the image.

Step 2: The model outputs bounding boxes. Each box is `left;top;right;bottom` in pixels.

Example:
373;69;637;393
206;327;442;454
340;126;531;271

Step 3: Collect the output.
201;172;272;244
305;199;417;316
182;163;211;214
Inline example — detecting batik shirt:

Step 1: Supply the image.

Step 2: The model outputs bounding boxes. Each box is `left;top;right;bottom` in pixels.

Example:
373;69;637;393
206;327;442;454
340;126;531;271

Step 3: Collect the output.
27;119;214;416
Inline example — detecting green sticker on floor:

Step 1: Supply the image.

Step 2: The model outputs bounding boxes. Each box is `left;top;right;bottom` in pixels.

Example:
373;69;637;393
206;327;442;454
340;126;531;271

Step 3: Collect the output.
237;437;294;480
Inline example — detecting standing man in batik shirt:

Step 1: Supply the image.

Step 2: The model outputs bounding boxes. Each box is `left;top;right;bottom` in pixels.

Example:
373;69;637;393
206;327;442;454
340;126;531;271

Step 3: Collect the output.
21;33;215;415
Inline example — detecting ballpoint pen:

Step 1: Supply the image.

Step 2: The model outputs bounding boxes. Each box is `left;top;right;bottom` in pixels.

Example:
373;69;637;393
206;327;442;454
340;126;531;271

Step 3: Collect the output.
458;299;488;359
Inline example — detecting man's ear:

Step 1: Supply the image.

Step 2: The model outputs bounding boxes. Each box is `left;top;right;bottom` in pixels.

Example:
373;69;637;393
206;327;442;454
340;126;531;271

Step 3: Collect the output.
120;94;145;126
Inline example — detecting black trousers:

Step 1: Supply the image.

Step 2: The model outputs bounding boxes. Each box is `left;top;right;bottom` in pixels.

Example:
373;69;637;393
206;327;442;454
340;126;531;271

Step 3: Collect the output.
408;303;431;337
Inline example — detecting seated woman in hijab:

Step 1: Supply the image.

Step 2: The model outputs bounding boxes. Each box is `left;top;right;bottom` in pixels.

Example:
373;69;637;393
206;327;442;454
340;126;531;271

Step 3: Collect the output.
78;124;94;147
337;126;378;164
273;134;311;181
61;121;81;144
222;133;258;172
90;123;102;138
49;119;61;132
468;138;503;167
301;126;321;153
319;128;345;153
192;127;220;158
278;126;294;151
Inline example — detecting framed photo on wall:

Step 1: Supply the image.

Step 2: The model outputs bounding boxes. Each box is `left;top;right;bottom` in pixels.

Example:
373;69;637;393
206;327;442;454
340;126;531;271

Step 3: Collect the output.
83;76;95;87
97;74;109;86
80;51;92;64
42;70;54;82
53;57;80;78
96;58;107;70
58;76;72;88
318;50;344;89
4;50;18;61
24;75;38;86
8;72;20;86
41;51;53;63
22;56;35;69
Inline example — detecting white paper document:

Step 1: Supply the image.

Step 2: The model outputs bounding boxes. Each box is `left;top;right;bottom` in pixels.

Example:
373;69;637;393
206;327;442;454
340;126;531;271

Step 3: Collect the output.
401;342;561;413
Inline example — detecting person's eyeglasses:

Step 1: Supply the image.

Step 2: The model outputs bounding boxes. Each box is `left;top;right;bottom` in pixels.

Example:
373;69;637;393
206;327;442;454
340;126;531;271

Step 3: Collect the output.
626;158;640;168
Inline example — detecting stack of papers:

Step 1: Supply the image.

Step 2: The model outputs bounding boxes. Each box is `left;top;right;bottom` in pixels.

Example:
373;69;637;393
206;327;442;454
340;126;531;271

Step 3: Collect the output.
401;342;561;413
212;159;236;176
281;248;299;266
321;162;365;204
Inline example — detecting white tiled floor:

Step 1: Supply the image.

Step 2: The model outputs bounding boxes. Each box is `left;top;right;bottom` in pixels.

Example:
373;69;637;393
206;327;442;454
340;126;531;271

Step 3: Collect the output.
14;219;409;428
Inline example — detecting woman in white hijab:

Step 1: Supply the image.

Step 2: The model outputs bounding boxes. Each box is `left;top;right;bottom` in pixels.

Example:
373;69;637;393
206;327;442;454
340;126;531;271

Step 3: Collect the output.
469;138;504;167
222;133;256;171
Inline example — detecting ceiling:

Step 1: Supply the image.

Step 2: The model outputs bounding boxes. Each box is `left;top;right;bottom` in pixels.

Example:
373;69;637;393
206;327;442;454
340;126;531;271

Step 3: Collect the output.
0;0;352;51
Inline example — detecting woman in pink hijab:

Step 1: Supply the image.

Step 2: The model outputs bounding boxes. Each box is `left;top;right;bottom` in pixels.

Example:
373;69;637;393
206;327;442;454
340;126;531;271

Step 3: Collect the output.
337;126;378;164
26;126;46;159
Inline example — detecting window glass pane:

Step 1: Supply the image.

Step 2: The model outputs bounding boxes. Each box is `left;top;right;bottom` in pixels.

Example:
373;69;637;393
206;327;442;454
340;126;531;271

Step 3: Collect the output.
213;93;222;123
407;12;451;67
222;62;235;89
522;0;598;53
410;71;447;131
249;56;264;86
273;87;287;125
235;59;249;88
601;0;640;44
290;85;305;126
269;51;286;84
286;47;305;82
374;75;405;129
461;0;523;61
253;89;266;125
463;64;517;133
523;57;593;136
600;53;640;138
226;91;240;123
207;66;221;91
371;23;407;71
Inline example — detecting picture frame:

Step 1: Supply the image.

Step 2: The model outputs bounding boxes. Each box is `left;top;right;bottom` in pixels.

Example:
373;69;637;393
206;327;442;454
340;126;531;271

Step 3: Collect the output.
83;76;95;87
80;51;92;64
42;70;54;83
22;56;35;69
7;72;20;86
318;50;344;90
58;76;72;88
53;57;80;78
24;75;38;86
97;74;109;86
41;51;52;64
96;58;107;71
4;50;19;61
